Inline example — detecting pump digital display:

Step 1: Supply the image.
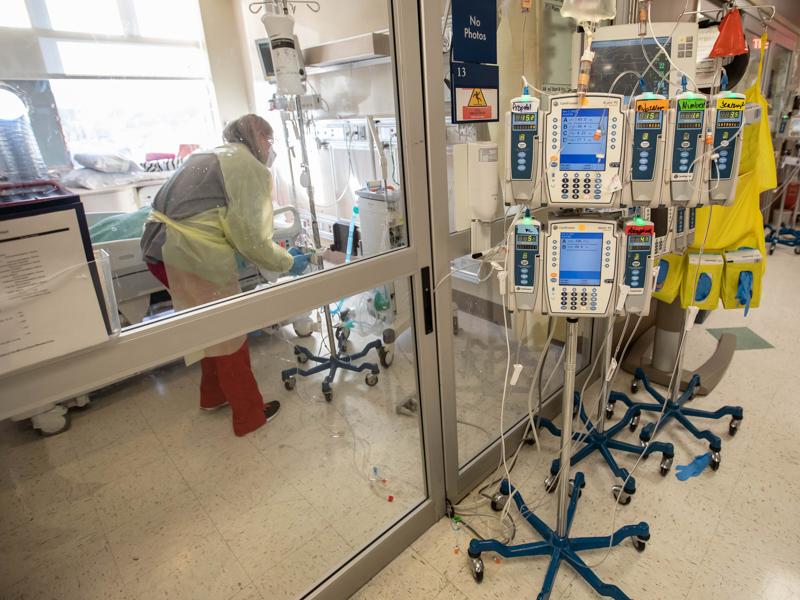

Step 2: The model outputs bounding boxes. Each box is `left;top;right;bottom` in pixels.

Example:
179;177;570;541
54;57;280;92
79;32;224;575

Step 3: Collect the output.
677;110;703;129
636;110;663;129
628;236;650;243
512;112;538;130
718;110;740;120
559;232;603;285
587;37;672;102
559;109;608;172
516;234;538;250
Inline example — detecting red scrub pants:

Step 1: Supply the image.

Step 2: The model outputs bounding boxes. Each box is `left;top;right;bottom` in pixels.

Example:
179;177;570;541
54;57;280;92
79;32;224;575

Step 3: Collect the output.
148;261;267;436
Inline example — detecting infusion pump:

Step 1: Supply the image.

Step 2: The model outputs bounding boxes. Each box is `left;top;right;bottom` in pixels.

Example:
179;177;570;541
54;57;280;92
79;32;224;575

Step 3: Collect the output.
706;93;746;206
626;93;669;208
506;95;542;206
620;218;655;315
667;92;708;207
542;218;620;318
543;93;626;209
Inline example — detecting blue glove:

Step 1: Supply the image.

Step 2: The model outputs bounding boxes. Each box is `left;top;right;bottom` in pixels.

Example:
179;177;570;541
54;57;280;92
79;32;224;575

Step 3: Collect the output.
675;453;710;481
695;273;712;302
735;271;754;316
655;259;669;291
289;253;311;276
287;247;303;257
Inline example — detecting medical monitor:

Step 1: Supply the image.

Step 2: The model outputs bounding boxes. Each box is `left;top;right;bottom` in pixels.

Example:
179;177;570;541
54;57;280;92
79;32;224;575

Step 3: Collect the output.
255;38;276;83
572;23;699;103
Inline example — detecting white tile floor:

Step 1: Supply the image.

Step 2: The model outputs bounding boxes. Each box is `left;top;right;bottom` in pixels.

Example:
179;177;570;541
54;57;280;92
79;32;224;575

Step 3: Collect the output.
0;310;425;600
356;248;800;600
2;248;799;600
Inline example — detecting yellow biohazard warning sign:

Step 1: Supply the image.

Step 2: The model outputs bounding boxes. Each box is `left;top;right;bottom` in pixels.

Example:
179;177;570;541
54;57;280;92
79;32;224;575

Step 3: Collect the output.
468;88;487;107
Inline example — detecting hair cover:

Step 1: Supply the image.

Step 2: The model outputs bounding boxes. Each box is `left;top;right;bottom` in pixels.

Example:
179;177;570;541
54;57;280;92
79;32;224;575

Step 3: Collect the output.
223;114;274;164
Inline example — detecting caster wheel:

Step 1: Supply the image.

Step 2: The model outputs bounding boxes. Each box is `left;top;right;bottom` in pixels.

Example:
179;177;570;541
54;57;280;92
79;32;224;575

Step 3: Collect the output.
490;491;508;512
292;317;315;338
629;412;641;432
296;353;308;365
690;385;699;399
769;246;775;255
378;346;394;368
284;377;296;391
794;246;800;255
709;451;721;471
631;379;640;394
568;479;582;499
365;373;379;386
729;417;742;436
660;455;673;476
633;539;646;552
324;391;333;403
341;341;348;353
469;556;484;583
605;403;614;420
612;485;633;505
544;474;557;493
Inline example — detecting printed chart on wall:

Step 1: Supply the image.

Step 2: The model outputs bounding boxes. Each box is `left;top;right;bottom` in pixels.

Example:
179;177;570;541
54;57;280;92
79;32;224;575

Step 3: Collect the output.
0;210;108;376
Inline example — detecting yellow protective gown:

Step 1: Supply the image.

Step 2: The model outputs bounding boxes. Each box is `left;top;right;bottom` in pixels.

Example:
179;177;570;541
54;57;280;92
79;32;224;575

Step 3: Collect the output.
147;143;294;361
689;34;776;271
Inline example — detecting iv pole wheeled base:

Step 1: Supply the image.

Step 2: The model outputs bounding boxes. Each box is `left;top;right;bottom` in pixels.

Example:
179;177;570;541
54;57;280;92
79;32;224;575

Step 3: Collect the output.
469;474;650;599
607;368;744;471
535;392;675;503
469;319;648;600
281;329;385;402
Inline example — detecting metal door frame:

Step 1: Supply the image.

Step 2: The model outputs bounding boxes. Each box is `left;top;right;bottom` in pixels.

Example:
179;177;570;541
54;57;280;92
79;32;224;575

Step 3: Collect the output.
417;0;601;504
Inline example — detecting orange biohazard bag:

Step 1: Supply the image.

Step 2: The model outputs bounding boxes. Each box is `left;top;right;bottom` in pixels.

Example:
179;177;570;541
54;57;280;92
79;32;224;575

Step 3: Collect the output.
709;8;748;57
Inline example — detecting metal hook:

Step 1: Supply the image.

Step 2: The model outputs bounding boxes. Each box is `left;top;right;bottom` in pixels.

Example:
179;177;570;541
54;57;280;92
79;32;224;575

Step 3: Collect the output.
757;6;776;30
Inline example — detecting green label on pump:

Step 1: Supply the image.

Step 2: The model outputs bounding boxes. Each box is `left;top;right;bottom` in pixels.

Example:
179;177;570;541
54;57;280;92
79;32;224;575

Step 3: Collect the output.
679;98;706;110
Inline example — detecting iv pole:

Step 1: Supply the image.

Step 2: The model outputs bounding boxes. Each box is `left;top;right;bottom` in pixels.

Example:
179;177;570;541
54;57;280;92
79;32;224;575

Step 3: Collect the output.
293;95;338;354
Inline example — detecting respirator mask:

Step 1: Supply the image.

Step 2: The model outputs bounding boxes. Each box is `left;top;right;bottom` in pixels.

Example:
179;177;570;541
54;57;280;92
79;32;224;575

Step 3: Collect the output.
266;144;277;168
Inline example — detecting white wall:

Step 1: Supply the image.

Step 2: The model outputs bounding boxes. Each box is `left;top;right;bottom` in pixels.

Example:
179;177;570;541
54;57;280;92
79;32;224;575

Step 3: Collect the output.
198;0;252;125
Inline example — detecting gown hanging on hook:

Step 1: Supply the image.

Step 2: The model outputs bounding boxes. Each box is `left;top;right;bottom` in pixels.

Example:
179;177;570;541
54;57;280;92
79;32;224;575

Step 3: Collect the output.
709;7;748;57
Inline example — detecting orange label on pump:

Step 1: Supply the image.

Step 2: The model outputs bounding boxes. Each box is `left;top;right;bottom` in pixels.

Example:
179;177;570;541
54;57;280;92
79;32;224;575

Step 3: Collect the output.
636;99;668;112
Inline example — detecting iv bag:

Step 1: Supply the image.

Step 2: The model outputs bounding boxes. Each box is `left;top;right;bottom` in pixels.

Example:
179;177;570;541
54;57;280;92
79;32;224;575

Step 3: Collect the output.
560;0;616;23
261;6;304;97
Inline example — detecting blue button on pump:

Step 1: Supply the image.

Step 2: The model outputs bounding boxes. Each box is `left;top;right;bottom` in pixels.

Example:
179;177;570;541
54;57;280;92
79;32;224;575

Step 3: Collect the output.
679;165;688;171
640;151;649;157
718;157;727;163
680;151;689;158
719;150;728;156
518;158;526;164
517;165;525;171
520;268;529;273
638;166;647;171
639;158;649;164
719;164;728;170
518;152;527;158
680;158;688;164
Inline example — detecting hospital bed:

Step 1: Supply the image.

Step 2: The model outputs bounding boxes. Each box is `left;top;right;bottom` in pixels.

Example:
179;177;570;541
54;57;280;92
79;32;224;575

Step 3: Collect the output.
87;205;309;327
